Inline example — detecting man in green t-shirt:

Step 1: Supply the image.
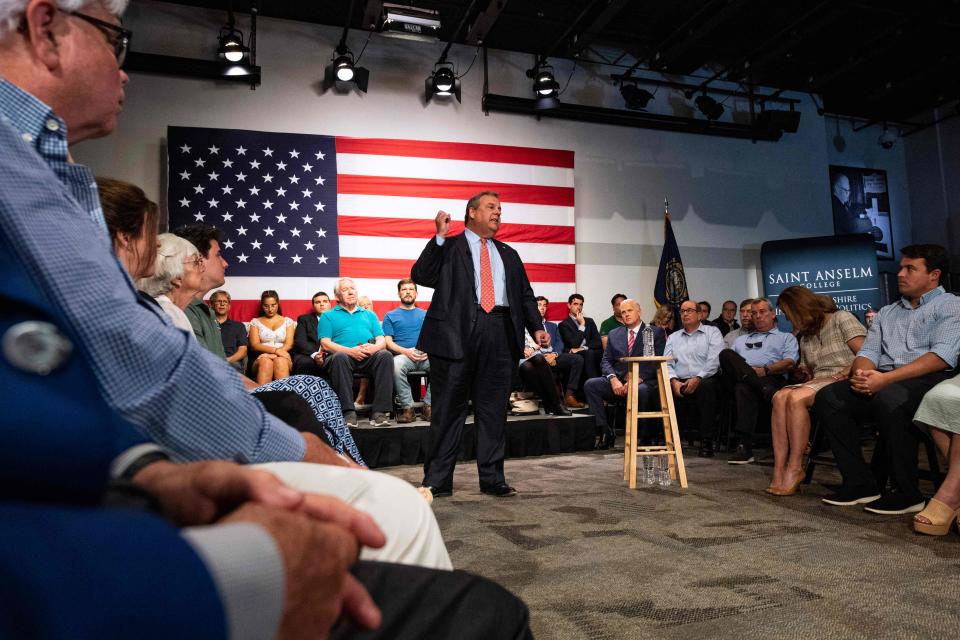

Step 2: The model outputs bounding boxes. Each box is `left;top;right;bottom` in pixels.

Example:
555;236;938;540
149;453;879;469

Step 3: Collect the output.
599;293;627;351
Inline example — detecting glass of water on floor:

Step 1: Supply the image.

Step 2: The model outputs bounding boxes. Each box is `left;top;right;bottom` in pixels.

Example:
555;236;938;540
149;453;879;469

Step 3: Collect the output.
642;457;654;485
657;457;673;487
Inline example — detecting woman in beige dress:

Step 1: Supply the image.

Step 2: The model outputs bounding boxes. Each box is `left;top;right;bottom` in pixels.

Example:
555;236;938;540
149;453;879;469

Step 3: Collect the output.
912;377;960;535
767;286;866;495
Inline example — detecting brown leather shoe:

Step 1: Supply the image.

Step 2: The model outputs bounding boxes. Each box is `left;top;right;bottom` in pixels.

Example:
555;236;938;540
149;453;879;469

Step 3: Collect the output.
421;404;432;421
564;392;585;409
397;407;416;424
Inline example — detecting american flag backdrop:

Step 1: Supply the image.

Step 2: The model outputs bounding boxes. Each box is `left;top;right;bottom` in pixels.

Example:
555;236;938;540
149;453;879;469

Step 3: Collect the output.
167;126;576;321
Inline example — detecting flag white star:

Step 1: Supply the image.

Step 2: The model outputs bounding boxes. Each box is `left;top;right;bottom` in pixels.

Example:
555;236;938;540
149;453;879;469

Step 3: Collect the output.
222;159;234;168
275;187;287;197
289;202;300;211
251;240;262;249
289;149;300;158
221;185;233;195
276;213;287;223
289;175;300;184
179;197;190;207
264;226;275;236
237;226;248;236
301;188;313;198
235;199;246;208
263;200;274;209
208;171;220;181
302;163;313;173
276;161;287;171
223;239;234;249
314;201;326;212
265;254;276;263
278;240;289;250
316;228;327;238
180;144;191;153
249;186;260;195
263;147;273;157
194;158;206;167
236;146;247;155
250;160;261;169
304;241;315;251
292;254;302;264
318;254;328;264
236;172;247;182
193;212;205;221
179;170;191;180
206;198;219;208
301;215;313;225
193;185;205;194
263;174;274;183
315;176;326;186
249;213;261;222
237;253;248;263
314;150;325;160
222;212;233;221
290;228;301;237
208;145;220;155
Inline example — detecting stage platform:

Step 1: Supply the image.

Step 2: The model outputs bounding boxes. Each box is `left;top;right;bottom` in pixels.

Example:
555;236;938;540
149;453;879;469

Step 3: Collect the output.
349;411;597;469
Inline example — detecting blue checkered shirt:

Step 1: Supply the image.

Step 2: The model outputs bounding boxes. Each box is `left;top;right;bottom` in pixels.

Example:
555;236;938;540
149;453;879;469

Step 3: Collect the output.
0;80;305;463
858;286;960;371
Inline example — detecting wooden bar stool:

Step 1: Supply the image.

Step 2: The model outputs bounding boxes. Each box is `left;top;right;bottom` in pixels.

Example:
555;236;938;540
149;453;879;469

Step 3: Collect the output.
621;356;688;489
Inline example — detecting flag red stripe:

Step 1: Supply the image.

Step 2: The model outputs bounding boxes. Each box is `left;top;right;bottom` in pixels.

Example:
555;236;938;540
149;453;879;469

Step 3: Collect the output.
338;216;575;244
228;300;571;324
337;175;575;206
338;257;575;282
336;138;575;168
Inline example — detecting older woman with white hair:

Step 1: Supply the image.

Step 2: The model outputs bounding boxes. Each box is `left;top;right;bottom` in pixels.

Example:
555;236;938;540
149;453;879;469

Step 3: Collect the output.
138;233;205;331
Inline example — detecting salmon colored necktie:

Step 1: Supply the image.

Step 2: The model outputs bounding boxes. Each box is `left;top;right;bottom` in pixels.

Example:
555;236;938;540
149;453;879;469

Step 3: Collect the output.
480;238;495;312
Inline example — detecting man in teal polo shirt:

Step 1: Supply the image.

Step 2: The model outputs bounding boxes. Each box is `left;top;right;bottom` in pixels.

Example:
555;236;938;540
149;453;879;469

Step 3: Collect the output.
319;278;393;427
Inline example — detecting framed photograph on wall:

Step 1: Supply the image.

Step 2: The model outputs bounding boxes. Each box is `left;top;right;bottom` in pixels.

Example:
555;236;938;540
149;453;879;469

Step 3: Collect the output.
828;165;894;260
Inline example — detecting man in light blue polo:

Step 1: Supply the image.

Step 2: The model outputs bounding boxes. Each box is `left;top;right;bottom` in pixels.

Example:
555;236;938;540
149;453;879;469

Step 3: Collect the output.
383;278;431;424
719;297;798;464
665;300;725;457
319;278;393;427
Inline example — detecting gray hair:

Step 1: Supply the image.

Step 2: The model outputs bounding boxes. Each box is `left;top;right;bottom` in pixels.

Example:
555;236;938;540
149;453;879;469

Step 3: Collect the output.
333;277;354;299
752;297;773;311
210;289;231;302
0;1;129;38
138;233;199;297
464;191;499;222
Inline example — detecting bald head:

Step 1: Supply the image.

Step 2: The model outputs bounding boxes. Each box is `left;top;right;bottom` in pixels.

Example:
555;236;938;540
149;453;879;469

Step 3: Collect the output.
619;298;641;329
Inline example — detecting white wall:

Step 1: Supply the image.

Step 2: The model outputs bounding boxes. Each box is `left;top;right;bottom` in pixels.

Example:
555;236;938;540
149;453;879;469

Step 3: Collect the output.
75;1;899;321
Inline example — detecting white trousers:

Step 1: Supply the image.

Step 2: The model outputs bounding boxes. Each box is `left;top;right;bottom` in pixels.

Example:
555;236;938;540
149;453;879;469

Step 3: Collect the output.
256;463;452;570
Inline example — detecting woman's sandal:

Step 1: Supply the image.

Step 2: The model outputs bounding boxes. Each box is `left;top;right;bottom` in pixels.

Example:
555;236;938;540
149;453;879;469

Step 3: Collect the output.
768;469;804;497
912;498;960;536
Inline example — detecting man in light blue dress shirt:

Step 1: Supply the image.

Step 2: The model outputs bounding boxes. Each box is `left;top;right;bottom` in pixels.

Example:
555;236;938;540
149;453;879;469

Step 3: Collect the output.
665;300;725;457
719;298;799;464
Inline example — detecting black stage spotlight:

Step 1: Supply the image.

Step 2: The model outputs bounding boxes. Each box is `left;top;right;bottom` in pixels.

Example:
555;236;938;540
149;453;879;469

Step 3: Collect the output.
756;109;802;134
694;93;724;120
620;83;655;111
323;43;369;93
425;62;461;103
528;60;559;110
878;124;897;149
217;12;249;63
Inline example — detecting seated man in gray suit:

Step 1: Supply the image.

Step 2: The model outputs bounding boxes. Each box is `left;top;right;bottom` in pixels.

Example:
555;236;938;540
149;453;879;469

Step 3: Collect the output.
584;299;666;450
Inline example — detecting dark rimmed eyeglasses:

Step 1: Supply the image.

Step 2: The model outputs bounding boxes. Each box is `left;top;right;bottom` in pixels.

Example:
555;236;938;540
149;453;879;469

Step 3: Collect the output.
745;341;765;349
70;12;132;66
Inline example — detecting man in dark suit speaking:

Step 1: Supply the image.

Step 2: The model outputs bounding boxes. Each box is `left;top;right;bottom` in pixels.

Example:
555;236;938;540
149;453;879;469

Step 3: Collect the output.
412;192;547;498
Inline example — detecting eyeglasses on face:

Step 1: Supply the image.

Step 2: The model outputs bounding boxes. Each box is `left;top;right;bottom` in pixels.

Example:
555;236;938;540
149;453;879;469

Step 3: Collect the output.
745;341;764;349
183;255;205;271
69;11;132;66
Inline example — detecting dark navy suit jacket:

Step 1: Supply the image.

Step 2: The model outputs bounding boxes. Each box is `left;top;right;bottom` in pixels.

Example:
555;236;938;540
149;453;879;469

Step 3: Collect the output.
600;322;667;383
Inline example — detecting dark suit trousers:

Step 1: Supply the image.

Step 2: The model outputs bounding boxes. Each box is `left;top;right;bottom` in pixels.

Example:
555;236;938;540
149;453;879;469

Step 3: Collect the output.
554;353;584;392
293;353;323;377
575;348;602;382
673;375;720;440
584;376;657;433
719;349;787;448
812;372;951;502
321;351;394;413
331;561;532;640
519;355;562;411
424;309;514;491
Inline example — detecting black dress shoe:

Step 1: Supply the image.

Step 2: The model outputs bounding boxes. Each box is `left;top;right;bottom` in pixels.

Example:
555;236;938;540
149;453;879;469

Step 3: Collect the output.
424;486;452;498
480;483;517;497
548;405;573;417
698;440;715;458
596;430;615;450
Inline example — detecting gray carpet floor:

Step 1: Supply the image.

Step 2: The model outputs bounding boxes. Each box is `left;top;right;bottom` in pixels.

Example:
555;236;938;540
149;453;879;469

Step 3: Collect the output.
384;448;960;639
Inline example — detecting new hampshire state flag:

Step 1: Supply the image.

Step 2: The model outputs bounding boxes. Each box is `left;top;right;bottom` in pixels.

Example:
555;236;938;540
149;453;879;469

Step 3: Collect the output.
653;213;689;308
